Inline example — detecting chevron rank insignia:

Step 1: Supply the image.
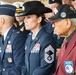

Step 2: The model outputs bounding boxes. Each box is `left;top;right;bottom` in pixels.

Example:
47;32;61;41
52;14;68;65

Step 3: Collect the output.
44;45;54;63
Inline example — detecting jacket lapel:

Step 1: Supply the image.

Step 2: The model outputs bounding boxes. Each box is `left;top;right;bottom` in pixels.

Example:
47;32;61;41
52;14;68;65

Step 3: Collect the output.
57;32;76;68
25;33;32;57
1;26;14;60
28;28;44;54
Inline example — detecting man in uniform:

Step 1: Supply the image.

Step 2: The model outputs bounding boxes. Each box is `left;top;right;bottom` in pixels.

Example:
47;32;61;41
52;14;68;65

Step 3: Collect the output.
0;4;26;75
13;2;29;36
49;4;76;75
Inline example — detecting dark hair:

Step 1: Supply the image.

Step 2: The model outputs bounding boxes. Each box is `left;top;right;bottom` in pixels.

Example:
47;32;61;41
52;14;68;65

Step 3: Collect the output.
36;13;46;26
14;17;19;27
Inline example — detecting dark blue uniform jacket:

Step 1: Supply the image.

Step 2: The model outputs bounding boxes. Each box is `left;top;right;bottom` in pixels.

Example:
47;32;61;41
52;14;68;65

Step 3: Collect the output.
22;28;56;75
0;26;26;75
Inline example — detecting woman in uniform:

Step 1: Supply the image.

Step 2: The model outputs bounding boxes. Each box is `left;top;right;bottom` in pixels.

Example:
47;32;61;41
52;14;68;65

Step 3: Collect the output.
22;1;56;75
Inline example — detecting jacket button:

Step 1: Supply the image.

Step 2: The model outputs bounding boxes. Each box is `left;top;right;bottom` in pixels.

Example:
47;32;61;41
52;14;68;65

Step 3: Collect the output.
3;69;5;71
3;60;4;62
0;50;1;53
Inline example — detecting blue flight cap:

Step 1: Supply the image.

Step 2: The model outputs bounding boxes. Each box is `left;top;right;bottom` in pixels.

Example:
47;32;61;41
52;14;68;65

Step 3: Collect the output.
0;4;16;16
48;0;62;4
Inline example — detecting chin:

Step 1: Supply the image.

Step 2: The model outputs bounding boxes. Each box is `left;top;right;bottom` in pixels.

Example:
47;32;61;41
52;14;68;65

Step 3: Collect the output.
54;32;59;35
57;34;64;37
26;28;30;30
55;33;61;36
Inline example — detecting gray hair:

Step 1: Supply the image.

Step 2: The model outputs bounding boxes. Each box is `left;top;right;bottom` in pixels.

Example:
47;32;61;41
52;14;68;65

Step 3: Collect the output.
70;18;76;26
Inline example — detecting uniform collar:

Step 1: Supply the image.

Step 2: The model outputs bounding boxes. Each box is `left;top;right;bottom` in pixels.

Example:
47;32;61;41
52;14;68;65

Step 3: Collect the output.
67;29;76;42
19;22;24;26
3;26;12;41
32;27;42;40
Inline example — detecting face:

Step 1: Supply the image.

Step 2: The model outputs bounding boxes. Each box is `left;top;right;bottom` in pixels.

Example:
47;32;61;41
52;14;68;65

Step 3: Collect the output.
24;14;41;32
72;1;76;9
53;19;70;37
49;3;59;11
15;15;25;22
62;0;71;5
0;23;2;35
49;3;59;17
0;18;3;35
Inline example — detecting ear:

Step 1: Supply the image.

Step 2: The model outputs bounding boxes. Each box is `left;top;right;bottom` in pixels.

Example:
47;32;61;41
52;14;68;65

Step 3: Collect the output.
37;16;42;24
0;18;5;25
66;18;71;28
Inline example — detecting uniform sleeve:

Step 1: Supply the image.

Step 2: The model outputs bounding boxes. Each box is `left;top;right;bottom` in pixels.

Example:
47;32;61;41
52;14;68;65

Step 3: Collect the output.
32;39;56;75
8;34;26;75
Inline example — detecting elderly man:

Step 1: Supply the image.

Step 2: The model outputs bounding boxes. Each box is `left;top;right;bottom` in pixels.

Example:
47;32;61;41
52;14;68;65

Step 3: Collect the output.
0;4;26;75
49;4;76;75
